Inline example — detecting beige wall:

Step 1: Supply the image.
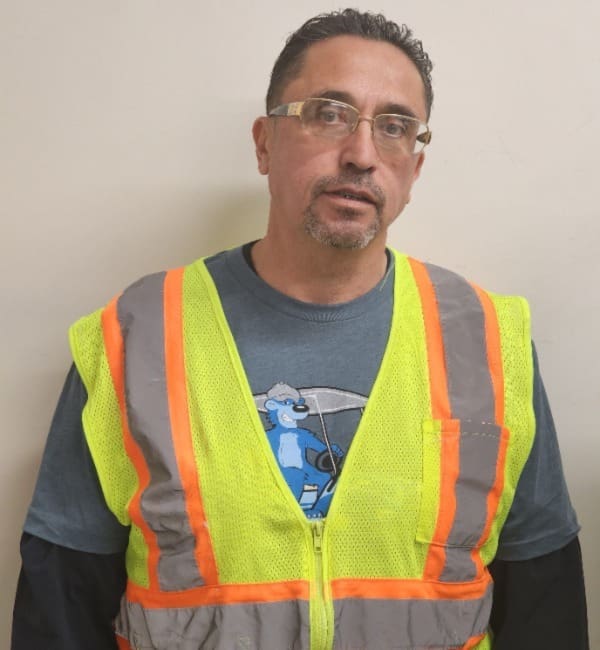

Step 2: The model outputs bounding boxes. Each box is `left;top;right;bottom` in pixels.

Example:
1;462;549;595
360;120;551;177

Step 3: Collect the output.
2;1;598;645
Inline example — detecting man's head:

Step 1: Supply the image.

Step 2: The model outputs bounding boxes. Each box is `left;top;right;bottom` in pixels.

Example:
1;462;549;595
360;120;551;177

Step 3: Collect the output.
266;9;433;120
253;10;433;253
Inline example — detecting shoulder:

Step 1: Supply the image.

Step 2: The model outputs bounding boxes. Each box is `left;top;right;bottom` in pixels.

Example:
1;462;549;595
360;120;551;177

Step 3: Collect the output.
392;250;532;345
391;249;529;306
70;255;218;332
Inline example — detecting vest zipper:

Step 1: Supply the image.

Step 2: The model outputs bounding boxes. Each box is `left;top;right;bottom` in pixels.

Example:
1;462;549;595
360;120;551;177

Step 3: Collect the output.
310;519;329;650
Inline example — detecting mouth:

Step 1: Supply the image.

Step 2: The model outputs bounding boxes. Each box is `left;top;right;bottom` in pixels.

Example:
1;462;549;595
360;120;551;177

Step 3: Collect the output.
323;187;378;207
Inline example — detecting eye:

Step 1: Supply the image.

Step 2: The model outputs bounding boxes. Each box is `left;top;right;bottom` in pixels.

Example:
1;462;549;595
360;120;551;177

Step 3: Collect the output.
304;99;351;129
319;109;341;123
377;115;410;138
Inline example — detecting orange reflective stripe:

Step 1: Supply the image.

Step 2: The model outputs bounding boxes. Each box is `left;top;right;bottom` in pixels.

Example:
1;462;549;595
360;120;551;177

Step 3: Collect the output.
469;283;507;577
115;635;132;650
410;261;511;584
331;575;491;601
410;259;460;579
408;258;451;419
471;283;504;424
102;297;160;591
127;579;310;608
462;632;487;649
163;268;219;585
423;419;461;579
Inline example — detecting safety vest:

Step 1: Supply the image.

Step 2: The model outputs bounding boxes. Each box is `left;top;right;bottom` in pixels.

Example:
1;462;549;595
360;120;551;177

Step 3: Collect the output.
69;250;535;650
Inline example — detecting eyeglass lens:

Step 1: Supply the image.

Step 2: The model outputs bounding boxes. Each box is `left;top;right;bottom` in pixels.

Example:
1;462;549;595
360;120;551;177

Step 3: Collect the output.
301;99;426;154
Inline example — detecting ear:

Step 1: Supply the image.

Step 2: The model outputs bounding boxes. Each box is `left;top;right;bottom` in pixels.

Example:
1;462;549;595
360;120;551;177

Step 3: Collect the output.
252;116;271;175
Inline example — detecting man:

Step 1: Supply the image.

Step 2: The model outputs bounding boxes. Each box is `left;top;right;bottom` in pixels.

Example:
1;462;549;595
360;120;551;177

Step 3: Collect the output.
12;9;587;650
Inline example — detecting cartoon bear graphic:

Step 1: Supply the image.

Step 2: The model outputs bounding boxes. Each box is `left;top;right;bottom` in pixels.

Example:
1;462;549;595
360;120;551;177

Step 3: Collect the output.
264;382;344;517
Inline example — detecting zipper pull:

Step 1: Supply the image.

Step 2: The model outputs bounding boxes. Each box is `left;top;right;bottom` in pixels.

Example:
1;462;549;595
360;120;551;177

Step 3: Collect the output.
313;520;324;553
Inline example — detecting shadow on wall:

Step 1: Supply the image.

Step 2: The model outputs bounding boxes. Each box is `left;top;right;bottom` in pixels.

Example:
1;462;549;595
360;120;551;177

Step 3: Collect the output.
58;185;272;306
183;187;270;260
113;186;271;277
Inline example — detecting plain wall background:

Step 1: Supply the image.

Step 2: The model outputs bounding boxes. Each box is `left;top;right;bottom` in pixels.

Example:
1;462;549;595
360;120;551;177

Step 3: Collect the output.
2;1;598;646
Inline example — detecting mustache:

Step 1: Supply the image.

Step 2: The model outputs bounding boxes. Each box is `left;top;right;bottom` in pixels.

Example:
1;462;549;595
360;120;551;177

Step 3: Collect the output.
311;174;386;212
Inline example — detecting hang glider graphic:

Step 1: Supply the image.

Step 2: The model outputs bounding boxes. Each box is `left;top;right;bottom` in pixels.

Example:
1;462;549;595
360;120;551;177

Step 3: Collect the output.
253;386;367;415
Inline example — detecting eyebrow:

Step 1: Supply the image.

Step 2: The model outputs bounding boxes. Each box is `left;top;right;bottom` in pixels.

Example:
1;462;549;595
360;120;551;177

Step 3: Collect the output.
312;89;419;120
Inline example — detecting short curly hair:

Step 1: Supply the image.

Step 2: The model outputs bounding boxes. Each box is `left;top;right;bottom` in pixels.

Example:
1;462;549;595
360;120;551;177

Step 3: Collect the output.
266;9;434;118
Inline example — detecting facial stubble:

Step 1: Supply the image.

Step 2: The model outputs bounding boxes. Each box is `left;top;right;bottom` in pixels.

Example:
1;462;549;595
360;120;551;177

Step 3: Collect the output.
303;175;386;250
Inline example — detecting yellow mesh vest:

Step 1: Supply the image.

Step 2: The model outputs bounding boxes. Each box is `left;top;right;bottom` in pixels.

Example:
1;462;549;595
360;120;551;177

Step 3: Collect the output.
69;250;534;650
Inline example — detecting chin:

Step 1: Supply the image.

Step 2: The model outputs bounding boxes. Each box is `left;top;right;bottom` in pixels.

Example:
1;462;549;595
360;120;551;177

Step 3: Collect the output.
304;216;381;250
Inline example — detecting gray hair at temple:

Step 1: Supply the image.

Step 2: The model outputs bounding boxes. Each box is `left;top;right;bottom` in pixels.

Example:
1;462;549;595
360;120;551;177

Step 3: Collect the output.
266;9;434;118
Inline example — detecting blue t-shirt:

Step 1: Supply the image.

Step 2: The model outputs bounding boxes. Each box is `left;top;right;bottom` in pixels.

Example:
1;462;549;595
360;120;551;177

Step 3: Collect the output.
24;246;580;559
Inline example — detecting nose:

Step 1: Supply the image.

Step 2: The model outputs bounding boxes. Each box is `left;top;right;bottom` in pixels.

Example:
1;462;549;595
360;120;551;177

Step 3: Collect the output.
339;118;379;172
293;404;309;413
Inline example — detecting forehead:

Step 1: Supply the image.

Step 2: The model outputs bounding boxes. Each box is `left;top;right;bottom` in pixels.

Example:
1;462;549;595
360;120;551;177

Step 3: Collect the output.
281;35;427;120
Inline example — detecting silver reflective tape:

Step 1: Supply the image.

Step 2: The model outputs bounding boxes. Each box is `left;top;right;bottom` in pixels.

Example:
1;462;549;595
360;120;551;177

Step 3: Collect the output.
116;598;310;650
441;424;502;582
441;544;479;583
118;272;203;591
424;265;499;582
424;264;495;422
333;582;492;649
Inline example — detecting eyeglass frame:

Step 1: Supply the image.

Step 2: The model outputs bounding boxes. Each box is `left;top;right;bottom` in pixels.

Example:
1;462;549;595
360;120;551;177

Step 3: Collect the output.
268;97;432;154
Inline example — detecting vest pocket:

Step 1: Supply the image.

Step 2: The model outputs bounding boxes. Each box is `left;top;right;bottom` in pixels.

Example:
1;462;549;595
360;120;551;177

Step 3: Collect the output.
416;418;509;550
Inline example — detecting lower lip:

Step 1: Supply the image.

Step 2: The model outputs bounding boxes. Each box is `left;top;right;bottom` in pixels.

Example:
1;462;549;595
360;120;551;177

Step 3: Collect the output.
322;193;374;209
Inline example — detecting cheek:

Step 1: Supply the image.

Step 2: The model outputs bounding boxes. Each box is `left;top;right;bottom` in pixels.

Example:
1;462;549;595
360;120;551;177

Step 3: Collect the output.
386;160;420;202
269;147;334;202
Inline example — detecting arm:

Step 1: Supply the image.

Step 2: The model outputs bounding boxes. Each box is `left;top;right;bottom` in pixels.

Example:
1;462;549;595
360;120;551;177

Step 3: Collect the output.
489;537;588;649
12;365;129;649
12;534;126;650
489;344;588;648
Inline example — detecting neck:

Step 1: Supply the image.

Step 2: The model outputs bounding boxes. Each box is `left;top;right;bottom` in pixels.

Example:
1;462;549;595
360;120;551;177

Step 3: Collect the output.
251;235;389;304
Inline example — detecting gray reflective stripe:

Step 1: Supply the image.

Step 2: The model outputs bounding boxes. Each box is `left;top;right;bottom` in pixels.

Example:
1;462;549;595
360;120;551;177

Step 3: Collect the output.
442;422;502;581
424;264;495;421
118;272;203;591
115;598;310;650
333;582;492;649
424;264;500;582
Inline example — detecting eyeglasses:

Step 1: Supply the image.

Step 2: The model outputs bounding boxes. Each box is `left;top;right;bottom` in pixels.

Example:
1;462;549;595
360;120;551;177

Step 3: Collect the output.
269;97;432;156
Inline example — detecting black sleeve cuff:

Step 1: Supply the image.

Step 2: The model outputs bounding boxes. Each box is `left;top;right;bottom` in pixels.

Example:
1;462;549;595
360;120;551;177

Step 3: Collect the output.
489;536;589;649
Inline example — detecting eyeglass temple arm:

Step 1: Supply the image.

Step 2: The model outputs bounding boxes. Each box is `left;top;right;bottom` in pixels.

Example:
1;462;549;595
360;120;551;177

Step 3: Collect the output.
268;102;303;117
417;131;432;145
